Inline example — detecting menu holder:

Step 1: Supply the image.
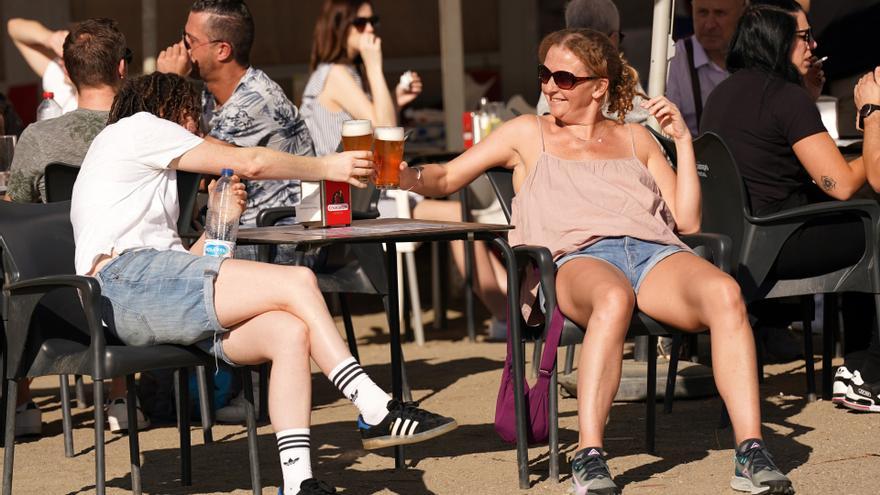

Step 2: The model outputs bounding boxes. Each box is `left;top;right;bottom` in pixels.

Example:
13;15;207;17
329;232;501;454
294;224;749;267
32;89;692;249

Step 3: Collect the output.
297;180;352;228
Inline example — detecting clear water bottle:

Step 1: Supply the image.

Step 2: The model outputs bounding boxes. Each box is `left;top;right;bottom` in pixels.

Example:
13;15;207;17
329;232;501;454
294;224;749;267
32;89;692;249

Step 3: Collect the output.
36;91;63;121
204;168;241;258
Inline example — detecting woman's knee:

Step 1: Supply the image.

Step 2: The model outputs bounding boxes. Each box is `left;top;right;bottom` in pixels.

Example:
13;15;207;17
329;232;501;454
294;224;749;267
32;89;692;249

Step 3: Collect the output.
591;285;635;323
704;274;747;322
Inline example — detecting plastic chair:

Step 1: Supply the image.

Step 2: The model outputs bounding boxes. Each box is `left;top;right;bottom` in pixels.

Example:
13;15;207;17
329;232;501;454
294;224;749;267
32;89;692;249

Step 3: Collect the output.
484;166;732;487
694;132;880;401
43;162;79;202
0;200;261;494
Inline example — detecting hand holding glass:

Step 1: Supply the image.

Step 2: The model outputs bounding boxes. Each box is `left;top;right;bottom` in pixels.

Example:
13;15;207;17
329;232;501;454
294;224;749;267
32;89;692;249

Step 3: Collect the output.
342;119;373;184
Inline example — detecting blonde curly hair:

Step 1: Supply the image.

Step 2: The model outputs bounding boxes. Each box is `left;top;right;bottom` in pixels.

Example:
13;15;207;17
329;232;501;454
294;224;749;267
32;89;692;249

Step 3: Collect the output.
538;28;644;123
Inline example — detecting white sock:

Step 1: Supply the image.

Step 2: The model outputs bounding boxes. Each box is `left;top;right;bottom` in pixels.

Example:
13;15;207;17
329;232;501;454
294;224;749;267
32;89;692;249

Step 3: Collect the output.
277;428;312;494
328;357;390;425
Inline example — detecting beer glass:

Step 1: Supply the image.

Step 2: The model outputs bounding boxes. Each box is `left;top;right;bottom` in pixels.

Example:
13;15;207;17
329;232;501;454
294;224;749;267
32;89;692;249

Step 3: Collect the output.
342;119;373;184
373;126;404;189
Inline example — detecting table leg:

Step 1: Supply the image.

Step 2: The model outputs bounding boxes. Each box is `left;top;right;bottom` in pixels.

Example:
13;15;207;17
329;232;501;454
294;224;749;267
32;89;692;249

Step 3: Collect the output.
385;241;405;469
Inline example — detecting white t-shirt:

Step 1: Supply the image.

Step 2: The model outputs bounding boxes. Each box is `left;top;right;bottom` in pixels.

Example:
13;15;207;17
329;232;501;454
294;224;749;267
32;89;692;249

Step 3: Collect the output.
42;59;78;114
71;112;204;275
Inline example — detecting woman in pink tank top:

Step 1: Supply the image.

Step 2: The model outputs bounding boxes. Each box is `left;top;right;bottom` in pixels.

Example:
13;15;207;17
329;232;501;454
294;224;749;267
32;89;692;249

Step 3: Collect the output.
399;28;792;495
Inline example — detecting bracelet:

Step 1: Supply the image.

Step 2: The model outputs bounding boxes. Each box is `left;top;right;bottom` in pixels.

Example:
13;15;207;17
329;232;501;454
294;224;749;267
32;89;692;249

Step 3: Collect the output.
405;166;423;192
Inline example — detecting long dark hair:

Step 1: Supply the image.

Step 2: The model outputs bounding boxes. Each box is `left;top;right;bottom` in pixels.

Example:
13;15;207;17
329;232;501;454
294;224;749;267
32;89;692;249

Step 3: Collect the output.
310;0;370;71
726;4;802;85
108;72;201;126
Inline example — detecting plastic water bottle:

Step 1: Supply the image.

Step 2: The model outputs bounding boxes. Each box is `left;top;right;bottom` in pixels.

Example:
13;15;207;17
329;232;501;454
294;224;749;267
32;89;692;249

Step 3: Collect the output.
204;168;241;258
36;91;62;121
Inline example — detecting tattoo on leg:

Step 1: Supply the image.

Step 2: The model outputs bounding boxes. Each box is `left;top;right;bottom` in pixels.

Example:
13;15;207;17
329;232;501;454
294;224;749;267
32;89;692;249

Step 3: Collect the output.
821;176;837;191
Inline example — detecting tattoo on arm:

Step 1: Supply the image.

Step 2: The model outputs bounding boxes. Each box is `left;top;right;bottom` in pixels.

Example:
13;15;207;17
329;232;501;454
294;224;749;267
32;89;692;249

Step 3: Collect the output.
821;176;837;191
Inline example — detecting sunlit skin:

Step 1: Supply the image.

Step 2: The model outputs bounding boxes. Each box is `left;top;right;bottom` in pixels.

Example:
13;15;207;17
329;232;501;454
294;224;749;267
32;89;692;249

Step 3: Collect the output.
692;0;745;68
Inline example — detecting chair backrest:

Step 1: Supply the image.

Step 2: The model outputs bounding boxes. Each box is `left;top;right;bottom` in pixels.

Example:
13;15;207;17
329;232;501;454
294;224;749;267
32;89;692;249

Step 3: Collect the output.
485;167;514;224
0;200;75;282
44;162;80;203
176;170;202;235
692;132;751;266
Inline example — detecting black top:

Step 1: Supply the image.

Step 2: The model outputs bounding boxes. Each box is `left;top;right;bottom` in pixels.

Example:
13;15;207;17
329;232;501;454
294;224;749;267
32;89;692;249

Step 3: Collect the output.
701;69;827;215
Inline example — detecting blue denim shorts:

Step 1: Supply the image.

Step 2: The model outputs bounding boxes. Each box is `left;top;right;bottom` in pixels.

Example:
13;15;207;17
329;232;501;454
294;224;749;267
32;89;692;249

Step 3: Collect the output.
556;236;684;293
95;249;236;366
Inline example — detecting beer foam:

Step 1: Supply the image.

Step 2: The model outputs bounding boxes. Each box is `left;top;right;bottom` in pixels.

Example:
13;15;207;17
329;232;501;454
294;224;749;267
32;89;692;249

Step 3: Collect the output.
374;126;404;141
342;119;372;137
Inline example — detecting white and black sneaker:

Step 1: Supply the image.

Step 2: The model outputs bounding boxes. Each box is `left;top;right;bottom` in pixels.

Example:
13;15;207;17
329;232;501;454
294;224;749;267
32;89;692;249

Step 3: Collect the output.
842;371;880;413
833;366;855;404
358;400;457;450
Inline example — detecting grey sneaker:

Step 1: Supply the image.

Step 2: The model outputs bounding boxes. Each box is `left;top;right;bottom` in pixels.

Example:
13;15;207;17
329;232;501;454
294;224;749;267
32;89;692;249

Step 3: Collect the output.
570;447;619;495
731;438;794;494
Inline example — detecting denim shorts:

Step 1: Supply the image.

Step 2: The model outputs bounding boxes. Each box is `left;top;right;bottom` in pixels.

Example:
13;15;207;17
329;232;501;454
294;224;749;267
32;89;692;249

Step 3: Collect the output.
95;249;236;366
556;236;684;293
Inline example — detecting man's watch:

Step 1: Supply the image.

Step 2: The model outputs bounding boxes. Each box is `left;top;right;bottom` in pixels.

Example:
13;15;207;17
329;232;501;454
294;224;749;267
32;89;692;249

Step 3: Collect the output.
858;103;880;131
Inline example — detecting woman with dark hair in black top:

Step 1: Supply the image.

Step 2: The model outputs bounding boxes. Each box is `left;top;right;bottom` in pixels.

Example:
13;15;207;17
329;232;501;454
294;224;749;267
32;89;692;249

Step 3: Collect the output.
702;2;880;413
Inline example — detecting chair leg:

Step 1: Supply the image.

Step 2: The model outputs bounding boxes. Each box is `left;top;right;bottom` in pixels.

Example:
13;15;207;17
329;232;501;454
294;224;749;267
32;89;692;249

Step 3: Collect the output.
339;294;360;361
175;369;192;486
549;357;560;482
195;365;214;443
397;250;405;339
564;344;575;375
2;379;18;495
241;369;262;494
803;298;817;402
821;295;838;401
664;335;682;414
404;251;425;346
126;375;142;495
59;374;75;457
93;379;106;495
754;326;765;384
258;365;270;423
75;375;87;408
431;242;444;330
531;338;543;379
646;335;658;455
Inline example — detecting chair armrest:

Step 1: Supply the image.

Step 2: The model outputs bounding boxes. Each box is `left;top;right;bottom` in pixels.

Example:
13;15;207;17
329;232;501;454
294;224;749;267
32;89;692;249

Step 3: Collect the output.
748;199;880;225
6;274;101;295
511;245;560;317
257;206;297;227
679;232;733;274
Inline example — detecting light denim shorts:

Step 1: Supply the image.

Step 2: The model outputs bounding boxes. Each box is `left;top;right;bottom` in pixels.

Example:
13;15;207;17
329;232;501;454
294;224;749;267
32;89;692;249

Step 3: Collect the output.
95;249;236;366
556;236;684;293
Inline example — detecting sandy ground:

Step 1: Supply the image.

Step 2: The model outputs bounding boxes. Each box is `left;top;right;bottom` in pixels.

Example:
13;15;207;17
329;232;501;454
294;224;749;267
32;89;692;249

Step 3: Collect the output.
5;306;880;495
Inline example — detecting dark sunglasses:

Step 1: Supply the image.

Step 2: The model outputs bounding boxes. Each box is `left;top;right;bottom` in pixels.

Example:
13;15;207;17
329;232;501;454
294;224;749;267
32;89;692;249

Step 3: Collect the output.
352;15;380;31
538;64;600;90
123;47;133;65
795;28;814;44
181;29;223;50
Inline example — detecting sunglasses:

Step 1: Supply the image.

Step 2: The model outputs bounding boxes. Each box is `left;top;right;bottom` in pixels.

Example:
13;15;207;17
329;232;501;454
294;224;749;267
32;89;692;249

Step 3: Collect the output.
123;47;133;65
795;28;814;44
538;64;600;90
352;15;380;31
182;29;223;51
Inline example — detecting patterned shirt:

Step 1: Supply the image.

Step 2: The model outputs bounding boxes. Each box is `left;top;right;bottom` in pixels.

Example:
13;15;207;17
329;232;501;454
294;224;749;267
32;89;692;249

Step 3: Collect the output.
202;67;315;261
7;109;108;203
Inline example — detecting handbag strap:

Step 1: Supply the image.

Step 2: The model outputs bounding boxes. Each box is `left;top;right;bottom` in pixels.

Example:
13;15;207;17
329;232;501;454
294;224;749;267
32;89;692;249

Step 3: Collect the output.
684;37;703;129
536;305;565;378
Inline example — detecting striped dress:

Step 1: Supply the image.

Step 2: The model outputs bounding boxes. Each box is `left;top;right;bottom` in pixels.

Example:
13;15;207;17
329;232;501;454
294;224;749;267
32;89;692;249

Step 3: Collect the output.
301;63;364;156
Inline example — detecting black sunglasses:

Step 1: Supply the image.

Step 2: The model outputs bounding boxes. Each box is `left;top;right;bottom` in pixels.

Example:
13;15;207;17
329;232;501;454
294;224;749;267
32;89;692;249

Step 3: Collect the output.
181;29;224;50
538;64;600;90
352;15;380;31
123;47;133;65
795;28;814;44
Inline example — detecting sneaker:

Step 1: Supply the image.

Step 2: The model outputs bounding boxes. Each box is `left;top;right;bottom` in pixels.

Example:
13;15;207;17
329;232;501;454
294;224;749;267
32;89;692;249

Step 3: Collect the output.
277;478;337;495
14;401;42;437
833;366;854;404
842;371;880;412
107;397;150;433
569;447;619;495
359;400;457;450
731;438;794;494
486;317;508;342
215;378;261;423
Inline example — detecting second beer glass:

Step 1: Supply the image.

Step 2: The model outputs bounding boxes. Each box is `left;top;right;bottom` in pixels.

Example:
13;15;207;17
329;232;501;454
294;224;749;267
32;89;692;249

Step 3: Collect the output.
373;126;404;189
342;119;373;184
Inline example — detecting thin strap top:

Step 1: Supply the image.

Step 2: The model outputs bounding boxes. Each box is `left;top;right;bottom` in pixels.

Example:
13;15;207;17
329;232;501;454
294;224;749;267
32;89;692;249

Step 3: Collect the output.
509;116;688;261
300;63;364;156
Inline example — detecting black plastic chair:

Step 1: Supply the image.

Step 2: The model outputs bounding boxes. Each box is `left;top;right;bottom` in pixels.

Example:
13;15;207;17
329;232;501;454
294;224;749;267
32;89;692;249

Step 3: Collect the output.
43;162;80;203
484;166;732;487
0;200;261;494
694;132;880;401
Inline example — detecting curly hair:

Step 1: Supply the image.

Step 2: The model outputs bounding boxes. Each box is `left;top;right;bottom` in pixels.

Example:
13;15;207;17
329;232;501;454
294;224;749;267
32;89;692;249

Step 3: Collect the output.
538;28;644;122
108;72;201;126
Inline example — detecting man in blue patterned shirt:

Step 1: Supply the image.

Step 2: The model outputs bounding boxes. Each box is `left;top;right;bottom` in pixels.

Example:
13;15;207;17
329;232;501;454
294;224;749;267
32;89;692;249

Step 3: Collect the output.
157;0;314;262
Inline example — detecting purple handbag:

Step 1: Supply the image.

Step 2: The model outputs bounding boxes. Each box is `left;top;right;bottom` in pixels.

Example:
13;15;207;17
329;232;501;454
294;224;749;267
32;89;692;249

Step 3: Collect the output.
494;305;566;444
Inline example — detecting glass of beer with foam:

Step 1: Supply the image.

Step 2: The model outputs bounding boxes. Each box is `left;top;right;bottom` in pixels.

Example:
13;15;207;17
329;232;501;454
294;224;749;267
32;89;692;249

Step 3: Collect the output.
372;126;404;189
342;119;373;183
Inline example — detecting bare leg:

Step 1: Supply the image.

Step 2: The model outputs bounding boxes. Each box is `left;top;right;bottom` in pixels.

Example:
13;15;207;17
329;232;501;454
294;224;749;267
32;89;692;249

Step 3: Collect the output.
556;258;634;449
636;252;762;443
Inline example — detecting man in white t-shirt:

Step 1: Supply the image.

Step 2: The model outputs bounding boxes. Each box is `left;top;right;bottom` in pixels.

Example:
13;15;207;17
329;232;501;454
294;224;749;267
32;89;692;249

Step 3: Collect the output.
7;18;78;113
73;72;456;495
